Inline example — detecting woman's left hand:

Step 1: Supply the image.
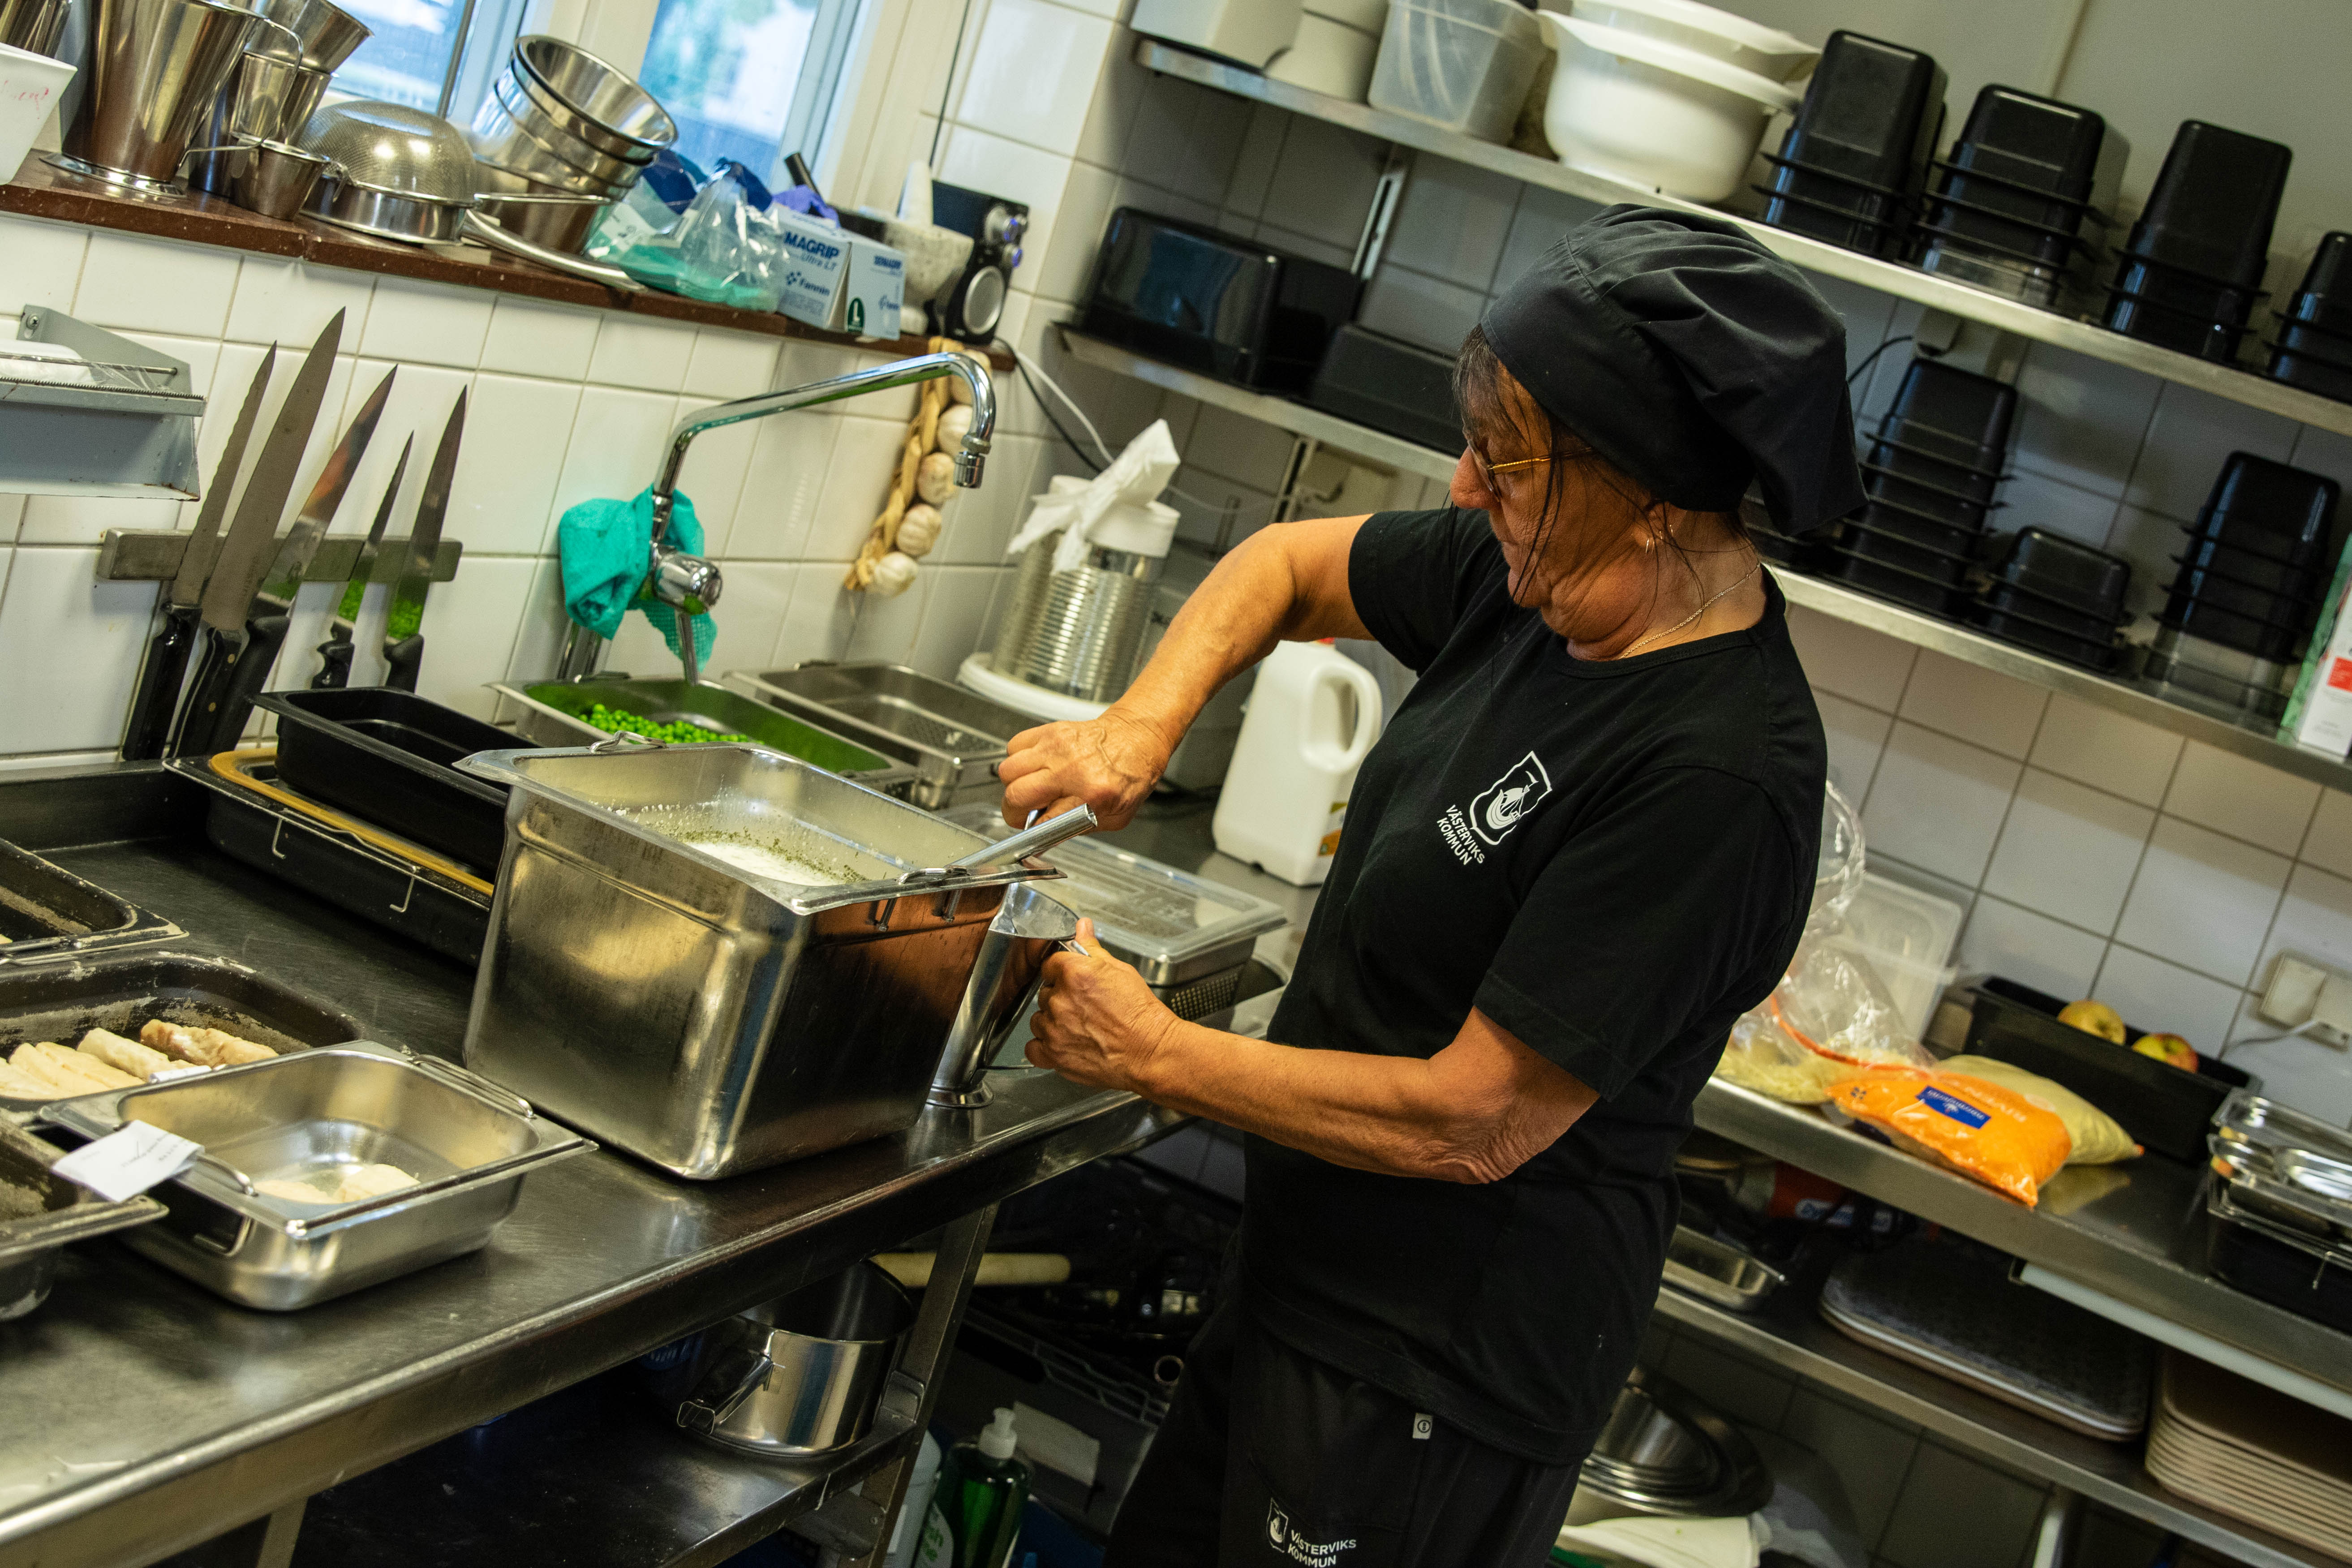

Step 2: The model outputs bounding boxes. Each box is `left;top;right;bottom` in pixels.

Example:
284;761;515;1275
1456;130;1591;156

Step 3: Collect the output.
1027;919;1182;1094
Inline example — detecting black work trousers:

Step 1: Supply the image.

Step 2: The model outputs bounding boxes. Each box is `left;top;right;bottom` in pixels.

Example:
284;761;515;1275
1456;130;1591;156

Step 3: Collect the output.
1103;1303;1584;1568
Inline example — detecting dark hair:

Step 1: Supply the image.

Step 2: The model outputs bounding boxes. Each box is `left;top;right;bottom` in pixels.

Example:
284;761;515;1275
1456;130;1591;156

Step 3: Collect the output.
1452;324;1746;586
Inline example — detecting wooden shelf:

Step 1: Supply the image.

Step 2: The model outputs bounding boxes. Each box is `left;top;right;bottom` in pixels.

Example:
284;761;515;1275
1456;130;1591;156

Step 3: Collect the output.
1;156;1014;367
1063;327;2352;792
1133;39;2352;438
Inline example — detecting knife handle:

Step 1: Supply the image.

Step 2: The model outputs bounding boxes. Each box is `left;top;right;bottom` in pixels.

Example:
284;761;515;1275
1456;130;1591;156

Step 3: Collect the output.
311;636;355;691
383;634;423;694
169;629;238;760
122;607;198;762
202;612;293;756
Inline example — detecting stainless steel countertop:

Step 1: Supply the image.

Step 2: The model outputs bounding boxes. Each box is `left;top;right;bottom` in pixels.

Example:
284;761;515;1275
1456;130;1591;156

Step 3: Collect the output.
0;766;1178;1568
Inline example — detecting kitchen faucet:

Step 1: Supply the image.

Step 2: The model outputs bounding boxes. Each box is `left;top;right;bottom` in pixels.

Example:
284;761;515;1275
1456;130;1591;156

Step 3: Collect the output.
556;350;996;685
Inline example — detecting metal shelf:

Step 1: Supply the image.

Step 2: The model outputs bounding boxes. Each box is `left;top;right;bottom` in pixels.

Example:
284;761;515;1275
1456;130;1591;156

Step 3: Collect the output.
1060;327;1459;483
1653;1271;2350;1568
289;1372;918;1568
1063;327;2352;791
1693;1081;2352;1406
1134;39;2352;439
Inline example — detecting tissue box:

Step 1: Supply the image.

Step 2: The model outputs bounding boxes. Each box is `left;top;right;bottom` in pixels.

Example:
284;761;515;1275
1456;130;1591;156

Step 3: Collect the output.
834;238;906;339
776;210;854;329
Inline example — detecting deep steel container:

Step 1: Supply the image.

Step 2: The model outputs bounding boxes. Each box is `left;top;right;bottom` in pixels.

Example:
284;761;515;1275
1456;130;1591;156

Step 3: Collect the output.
676;1262;914;1455
0;836;181;965
722;662;1031;810
43;1040;592;1310
453;744;1067;1178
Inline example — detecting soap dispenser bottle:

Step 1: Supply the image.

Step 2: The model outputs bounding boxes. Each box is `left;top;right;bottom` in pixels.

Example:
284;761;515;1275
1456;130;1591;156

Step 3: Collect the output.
947;1407;1030;1568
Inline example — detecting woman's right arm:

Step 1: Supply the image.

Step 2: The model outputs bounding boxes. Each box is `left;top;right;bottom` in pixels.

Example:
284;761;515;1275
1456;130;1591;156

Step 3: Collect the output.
997;513;1374;827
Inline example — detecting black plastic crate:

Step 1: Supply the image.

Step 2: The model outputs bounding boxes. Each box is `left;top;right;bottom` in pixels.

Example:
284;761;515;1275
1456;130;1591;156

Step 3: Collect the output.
1756;166;1914;257
1860;457;1999;520
1876;359;2019;469
2267;344;2352;402
2118;120;2292;291
1993;525;2131;609
258;688;522;874
1964;977;2252;1162
1853;494;1986;556
2203;1207;2352;1334
2174;533;2331;597
1936;85;2116;204
2103;287;2255;362
2191;454;2341;563
1973;595;2122;670
1825;542;1971;616
2163;566;2315;633
1758;31;1944;258
2271;316;2352;370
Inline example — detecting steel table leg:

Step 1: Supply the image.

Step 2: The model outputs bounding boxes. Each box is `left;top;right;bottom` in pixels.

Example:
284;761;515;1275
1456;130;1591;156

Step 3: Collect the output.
840;1204;999;1568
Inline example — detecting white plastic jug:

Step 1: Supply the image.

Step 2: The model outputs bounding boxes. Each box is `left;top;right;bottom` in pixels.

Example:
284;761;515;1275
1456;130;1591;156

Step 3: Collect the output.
1213;640;1384;886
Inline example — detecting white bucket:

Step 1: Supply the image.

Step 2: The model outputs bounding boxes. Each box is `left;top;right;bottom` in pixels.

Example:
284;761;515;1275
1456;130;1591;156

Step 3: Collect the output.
1566;0;1816;82
1537;13;1797;202
0;43;73;180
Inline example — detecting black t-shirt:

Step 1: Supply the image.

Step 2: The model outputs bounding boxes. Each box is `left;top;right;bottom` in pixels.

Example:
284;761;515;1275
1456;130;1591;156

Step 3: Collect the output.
1241;507;1826;1465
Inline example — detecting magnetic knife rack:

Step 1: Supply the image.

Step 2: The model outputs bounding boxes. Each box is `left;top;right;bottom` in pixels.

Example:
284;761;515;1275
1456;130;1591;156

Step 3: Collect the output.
95;529;464;585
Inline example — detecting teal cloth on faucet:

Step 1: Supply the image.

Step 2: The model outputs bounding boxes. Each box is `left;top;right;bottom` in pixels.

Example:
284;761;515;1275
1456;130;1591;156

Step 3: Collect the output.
557;487;715;665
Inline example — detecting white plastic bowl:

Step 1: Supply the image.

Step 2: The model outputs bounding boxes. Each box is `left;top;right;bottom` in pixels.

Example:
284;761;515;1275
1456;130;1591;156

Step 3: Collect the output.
1567;0;1816;82
0;43;72;181
1537;14;1799;202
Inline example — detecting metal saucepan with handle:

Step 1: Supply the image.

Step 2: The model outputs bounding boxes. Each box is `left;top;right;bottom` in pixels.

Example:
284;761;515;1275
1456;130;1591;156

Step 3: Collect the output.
293;99;641;292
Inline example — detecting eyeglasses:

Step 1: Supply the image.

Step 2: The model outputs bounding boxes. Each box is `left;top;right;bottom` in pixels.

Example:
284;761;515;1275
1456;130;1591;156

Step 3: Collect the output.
1469;449;1556;490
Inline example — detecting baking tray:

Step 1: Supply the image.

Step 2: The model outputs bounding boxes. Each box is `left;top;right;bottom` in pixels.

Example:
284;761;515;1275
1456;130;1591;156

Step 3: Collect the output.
168;753;492;964
1818;1233;2152;1439
0;1118;164;1321
492;678;917;799
1963;976;2252;1160
0;948;364;1116
257;688;524;874
0;836;181;965
722;662;1027;810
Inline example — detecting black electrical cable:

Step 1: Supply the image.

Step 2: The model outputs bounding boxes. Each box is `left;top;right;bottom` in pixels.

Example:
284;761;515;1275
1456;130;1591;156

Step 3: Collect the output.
1848;333;1917;391
995;337;1106;474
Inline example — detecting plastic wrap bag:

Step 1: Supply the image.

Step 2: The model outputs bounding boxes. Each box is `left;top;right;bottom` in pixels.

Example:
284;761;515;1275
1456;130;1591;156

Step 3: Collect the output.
1716;783;1936;1102
589;157;795;310
1826;1069;2073;1205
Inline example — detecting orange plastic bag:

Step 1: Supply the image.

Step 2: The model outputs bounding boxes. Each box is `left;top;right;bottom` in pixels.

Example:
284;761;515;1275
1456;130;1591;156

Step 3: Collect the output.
1826;1070;2073;1206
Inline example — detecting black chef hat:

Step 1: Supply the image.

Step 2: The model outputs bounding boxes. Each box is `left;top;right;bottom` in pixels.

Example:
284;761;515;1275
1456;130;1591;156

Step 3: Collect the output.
1480;204;1865;534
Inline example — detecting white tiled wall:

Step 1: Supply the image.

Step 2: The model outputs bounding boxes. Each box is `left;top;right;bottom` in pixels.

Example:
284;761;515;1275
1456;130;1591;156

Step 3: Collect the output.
0;216;1069;754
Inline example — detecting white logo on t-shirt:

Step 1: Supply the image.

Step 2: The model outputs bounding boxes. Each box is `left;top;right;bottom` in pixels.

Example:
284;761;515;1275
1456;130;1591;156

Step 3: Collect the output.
1471;752;1553;846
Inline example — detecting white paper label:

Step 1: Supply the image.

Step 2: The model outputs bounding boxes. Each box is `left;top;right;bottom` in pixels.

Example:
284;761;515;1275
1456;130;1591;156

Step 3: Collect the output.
52;1122;204;1202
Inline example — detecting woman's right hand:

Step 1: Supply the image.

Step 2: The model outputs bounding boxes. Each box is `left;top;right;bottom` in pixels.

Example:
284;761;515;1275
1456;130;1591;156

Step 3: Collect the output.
997;707;1175;831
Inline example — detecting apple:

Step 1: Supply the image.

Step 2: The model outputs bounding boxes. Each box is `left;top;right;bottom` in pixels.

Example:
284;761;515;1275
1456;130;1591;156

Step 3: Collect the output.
2060;999;2128;1044
2133;1033;2200;1071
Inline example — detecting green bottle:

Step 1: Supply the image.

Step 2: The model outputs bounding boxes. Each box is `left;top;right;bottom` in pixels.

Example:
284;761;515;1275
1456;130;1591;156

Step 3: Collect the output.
947;1407;1031;1568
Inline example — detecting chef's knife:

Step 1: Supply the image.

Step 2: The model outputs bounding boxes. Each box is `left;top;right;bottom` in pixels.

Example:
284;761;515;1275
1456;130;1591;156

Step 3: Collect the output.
169;311;345;759
382;388;464;694
120;345;276;761
311;434;411;690
197;365;397;748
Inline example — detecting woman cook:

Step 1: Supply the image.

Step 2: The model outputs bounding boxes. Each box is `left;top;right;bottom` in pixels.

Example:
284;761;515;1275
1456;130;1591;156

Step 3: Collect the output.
998;206;1865;1568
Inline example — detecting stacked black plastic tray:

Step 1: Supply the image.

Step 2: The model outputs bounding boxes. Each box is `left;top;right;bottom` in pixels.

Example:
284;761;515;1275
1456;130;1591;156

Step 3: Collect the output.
1827;358;2016;614
2266;233;2352;402
1914;85;2124;309
2161;453;2340;664
1756;32;1946;261
2103;121;2292;365
1971;527;2133;670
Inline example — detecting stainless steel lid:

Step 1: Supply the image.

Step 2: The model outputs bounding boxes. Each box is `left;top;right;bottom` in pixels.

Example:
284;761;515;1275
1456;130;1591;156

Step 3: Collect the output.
296;98;479;202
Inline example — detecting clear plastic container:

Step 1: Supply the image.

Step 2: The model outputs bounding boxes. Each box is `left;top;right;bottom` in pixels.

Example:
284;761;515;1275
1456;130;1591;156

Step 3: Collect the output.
1367;0;1546;142
1828;872;1963;1039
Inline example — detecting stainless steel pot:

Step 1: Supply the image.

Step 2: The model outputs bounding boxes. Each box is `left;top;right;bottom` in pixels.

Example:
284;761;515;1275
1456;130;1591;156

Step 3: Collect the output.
53;0;257;194
452;743;1083;1178
471;180;609;253
677;1263;914;1456
469;69;646;195
295;99;642;292
42;1040;593;1310
186;49;329;196
238;0;367;71
1568;1370;1774;1524
0;0;70;58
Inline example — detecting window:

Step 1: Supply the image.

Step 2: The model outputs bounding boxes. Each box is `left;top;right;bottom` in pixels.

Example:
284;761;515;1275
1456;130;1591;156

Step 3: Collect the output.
333;0;531;119
636;0;860;188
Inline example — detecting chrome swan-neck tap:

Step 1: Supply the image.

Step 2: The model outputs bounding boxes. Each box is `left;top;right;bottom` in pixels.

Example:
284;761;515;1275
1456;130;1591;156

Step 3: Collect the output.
557;351;996;684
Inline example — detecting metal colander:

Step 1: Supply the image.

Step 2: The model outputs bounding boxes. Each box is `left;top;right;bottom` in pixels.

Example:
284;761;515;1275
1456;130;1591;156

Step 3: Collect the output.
295;99;478;198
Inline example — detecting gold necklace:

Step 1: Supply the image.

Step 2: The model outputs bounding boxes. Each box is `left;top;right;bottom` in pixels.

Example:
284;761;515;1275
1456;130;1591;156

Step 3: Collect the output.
1623;562;1762;656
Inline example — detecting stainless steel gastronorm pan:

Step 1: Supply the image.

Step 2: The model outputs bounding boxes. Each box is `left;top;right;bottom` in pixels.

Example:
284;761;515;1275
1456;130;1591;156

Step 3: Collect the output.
454;744;1063;1179
1660;1225;1784;1314
721;663;1031;810
0;1120;163;1321
43;1041;592;1310
0;837;181;965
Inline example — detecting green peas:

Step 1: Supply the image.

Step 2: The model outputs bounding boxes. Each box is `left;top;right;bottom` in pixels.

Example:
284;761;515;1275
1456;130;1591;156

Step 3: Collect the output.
580;703;752;746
